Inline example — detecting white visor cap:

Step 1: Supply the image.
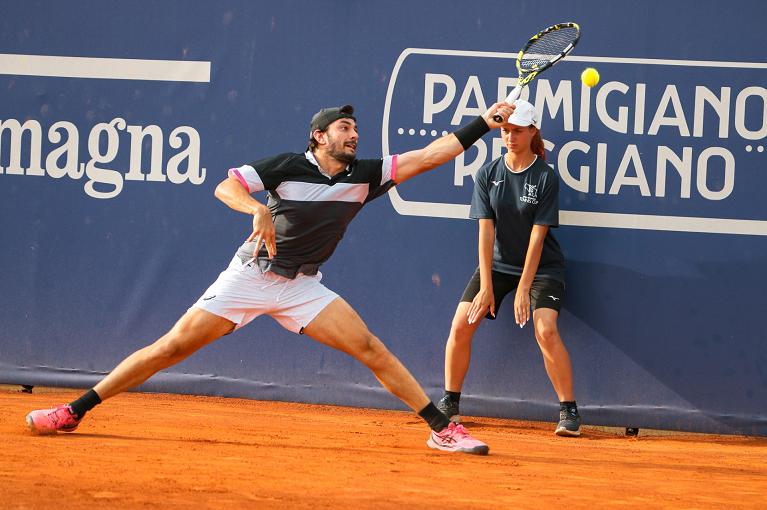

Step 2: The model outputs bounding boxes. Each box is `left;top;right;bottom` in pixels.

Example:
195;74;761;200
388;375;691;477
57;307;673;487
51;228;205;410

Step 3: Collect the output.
507;99;540;128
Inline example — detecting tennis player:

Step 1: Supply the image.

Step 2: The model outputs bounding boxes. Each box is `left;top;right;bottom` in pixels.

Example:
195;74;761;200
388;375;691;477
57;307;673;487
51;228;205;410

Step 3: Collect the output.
436;100;581;436
26;101;514;454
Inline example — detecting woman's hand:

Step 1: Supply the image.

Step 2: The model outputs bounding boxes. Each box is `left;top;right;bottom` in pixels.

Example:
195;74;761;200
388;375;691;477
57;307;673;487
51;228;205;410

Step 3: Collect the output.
514;286;531;327
468;287;495;324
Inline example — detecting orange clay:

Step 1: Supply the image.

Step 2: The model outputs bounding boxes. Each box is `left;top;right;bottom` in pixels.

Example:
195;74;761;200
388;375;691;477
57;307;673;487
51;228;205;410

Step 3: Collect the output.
3;388;765;509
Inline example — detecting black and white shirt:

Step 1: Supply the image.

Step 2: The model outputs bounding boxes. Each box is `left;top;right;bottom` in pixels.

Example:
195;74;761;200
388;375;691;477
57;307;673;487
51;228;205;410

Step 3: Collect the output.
229;151;397;278
470;155;565;282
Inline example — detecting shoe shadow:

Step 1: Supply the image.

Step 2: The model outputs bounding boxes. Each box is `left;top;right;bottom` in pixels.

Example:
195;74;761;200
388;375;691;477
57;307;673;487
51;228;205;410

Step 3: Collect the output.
60;432;161;441
64;432;267;447
466;420;632;441
60;432;437;455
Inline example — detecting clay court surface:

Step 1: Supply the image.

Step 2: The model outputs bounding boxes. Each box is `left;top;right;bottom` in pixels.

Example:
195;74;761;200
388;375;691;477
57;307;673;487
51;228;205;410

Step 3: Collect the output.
2;387;765;509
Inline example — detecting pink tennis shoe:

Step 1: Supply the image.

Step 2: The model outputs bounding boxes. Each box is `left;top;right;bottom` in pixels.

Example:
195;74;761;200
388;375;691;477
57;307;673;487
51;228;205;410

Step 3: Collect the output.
26;404;82;435
427;422;489;455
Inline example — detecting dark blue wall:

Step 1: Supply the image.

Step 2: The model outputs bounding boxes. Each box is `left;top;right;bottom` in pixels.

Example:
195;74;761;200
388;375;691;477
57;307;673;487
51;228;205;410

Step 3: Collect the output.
2;1;765;435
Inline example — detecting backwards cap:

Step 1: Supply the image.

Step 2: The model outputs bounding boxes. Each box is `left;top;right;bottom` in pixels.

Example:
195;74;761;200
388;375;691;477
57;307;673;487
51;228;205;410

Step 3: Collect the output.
310;104;356;132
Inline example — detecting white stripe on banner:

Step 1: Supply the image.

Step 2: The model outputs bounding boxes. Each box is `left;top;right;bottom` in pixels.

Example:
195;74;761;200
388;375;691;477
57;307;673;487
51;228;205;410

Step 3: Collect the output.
276;181;369;203
391;48;767;69
559;211;767;236
385;193;767;236
0;53;211;82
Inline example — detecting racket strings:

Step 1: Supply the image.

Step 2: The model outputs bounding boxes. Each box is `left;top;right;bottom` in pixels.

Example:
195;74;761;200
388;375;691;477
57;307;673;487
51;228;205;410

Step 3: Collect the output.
520;27;579;71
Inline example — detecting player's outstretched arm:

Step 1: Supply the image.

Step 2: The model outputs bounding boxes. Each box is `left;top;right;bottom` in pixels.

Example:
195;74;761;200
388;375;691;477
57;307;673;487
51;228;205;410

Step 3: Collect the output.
393;101;514;185
214;176;277;258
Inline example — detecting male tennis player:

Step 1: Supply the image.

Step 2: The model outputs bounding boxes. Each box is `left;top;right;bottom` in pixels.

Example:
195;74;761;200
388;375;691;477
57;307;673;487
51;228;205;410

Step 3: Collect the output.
26;101;514;455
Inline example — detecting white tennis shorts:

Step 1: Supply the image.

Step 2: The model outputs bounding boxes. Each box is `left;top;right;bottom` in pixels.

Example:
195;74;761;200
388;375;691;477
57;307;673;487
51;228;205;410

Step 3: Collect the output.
192;256;339;333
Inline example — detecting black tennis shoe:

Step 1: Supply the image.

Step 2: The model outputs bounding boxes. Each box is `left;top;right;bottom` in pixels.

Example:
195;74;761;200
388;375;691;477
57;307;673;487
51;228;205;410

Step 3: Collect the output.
555;407;581;437
436;394;461;424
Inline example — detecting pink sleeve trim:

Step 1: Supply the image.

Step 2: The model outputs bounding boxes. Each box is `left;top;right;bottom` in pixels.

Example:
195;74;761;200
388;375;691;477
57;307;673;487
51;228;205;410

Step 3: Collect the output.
391;154;398;183
228;168;250;192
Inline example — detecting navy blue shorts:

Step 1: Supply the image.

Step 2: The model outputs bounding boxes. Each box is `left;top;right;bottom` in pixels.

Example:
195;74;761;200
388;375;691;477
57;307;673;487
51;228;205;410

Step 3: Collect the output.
459;268;564;320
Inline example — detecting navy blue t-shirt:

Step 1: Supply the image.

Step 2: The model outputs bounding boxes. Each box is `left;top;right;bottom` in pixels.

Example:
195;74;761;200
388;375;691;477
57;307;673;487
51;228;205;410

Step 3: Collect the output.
469;155;565;282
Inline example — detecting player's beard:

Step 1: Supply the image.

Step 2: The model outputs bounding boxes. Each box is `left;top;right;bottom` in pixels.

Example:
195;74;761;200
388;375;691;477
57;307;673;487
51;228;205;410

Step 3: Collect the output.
327;135;356;165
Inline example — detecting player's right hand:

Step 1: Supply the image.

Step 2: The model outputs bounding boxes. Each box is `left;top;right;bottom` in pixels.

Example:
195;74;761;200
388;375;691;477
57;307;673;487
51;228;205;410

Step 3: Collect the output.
247;207;277;259
483;102;515;129
467;286;495;324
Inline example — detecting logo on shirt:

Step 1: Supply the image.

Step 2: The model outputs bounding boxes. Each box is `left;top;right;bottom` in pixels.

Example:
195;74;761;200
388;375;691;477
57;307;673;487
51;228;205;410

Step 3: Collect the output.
520;183;538;204
491;179;503;186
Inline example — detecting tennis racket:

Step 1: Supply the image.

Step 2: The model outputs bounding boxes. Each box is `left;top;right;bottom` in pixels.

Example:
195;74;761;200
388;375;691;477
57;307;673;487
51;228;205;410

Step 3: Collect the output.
493;22;581;122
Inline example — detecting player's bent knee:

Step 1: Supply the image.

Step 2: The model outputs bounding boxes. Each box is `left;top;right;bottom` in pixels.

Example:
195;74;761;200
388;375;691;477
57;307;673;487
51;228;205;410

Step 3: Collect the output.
452;318;473;336
451;315;478;340
354;333;391;368
148;334;197;366
534;323;560;347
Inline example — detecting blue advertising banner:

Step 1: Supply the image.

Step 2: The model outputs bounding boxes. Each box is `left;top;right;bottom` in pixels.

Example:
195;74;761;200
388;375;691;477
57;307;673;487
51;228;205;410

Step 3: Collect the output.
1;1;765;435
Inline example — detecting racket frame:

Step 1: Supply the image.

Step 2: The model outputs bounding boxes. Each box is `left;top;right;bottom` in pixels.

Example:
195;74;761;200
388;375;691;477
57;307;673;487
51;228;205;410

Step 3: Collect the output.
493;22;580;122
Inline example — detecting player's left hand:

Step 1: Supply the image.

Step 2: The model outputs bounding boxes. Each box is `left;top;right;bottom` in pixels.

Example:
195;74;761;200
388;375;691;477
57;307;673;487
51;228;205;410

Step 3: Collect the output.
514;286;531;327
483;102;515;129
247;205;277;259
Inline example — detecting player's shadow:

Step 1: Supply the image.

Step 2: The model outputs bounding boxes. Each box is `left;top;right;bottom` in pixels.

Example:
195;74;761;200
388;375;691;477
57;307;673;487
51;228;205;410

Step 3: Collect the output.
62;432;266;448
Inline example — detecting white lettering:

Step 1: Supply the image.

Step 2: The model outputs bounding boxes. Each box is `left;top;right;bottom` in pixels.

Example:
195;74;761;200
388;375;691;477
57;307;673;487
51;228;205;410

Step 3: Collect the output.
634;83;646;135
648;85;690;136
734;86;767;140
450;75;488;125
126;124;165;182
595;143;607;194
656;146;693;198
0;116;207;199
167;126;205;185
556;140;590;193
423;73;456;124
534;79;574;132
84;118;126;199
596;81;630;133
0;119;43;175
454;139;487;185
579;83;590;132
697;147;735;200
609;144;651;196
46;121;82;179
694;86;730;138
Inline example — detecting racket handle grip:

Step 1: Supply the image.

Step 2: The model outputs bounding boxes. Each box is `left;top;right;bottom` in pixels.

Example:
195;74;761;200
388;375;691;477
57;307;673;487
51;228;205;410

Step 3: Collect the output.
492;85;522;123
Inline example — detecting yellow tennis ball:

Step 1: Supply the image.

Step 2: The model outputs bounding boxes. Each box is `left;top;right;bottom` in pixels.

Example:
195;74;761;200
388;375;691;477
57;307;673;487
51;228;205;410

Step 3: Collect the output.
581;67;600;88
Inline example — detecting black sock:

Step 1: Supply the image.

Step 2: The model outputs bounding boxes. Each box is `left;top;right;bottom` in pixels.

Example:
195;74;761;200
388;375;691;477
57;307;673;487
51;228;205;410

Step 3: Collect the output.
419;402;451;432
445;391;461;403
560;401;578;414
69;389;102;418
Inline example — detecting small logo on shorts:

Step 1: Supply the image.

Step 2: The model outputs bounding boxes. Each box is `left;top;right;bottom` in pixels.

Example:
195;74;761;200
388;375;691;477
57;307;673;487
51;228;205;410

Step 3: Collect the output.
203;295;216;301
548;295;560;301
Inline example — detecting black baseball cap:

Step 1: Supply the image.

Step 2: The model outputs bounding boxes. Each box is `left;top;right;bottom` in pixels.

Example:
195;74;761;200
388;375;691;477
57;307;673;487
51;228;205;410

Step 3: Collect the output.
309;104;356;132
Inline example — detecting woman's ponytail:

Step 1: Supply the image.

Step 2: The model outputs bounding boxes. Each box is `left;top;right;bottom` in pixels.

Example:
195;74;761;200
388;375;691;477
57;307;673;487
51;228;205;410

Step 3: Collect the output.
531;128;546;161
